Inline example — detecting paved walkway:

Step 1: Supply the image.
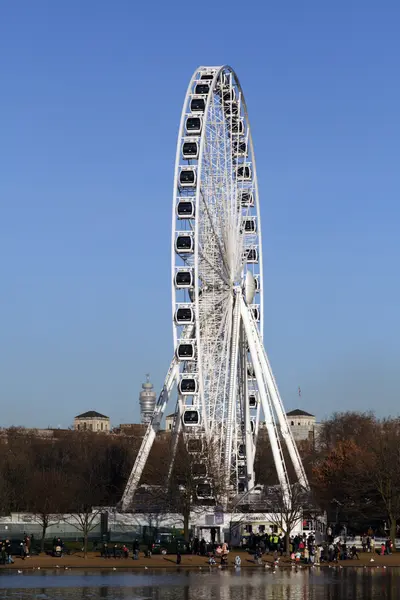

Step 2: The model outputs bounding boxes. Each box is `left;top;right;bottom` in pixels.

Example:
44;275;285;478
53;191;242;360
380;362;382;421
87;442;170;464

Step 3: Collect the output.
1;551;400;570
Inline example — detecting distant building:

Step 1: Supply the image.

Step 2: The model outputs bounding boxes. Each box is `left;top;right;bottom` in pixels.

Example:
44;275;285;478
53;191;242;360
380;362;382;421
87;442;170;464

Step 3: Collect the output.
74;411;110;432
114;423;147;436
286;409;319;442
165;413;175;431
139;374;157;425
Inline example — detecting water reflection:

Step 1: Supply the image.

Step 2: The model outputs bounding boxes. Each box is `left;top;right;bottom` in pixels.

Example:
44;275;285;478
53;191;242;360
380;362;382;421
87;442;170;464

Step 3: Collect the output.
0;568;399;600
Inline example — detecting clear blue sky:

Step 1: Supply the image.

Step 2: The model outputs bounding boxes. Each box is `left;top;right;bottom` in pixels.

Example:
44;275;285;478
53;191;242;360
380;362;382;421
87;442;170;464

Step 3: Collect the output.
0;1;399;428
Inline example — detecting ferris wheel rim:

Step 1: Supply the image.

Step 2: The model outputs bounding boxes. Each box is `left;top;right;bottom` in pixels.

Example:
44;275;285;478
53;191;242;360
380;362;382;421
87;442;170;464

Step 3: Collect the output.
171;65;265;495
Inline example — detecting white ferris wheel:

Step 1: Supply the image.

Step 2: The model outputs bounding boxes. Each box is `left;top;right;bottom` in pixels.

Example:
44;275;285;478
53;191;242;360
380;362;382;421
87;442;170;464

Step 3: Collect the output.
121;66;309;511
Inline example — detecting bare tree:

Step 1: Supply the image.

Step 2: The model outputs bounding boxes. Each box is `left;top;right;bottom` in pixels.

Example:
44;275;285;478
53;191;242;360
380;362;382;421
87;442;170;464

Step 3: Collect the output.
363;419;400;549
62;433;109;557
266;484;310;554
29;468;71;552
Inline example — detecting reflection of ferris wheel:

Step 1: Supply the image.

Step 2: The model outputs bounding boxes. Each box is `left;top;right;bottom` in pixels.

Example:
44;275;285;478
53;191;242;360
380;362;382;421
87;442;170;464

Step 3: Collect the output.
121;66;308;511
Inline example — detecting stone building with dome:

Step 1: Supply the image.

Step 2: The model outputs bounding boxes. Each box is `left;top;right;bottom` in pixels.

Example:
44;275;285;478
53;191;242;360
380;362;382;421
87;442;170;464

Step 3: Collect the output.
74;410;110;432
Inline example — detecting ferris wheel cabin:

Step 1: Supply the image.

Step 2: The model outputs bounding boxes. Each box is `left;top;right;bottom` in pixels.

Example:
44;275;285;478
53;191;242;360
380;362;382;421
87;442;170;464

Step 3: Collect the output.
233;140;247;157
179;168;197;187
242;217;257;233
179;377;198;394
183;409;200;426
200;72;214;80
175;269;193;288
236;165;252;180
238;465;247;478
249;394;257;408
176;341;196;360
185;116;202;135
192;463;207;478
243;247;259;263
223;88;236;103
190;97;206;113
238;191;254;207
175;234;194;253
187;438;202;453
224;101;239;116
175;306;195;324
194;83;210;95
176;200;195;219
196;483;212;499
182;140;199;159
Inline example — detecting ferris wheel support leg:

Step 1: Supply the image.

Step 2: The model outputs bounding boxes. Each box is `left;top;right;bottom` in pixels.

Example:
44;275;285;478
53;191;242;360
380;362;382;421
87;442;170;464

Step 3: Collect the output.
121;358;179;511
167;395;184;481
251;320;309;491
244;381;254;488
240;323;254;488
240;297;290;506
224;292;241;491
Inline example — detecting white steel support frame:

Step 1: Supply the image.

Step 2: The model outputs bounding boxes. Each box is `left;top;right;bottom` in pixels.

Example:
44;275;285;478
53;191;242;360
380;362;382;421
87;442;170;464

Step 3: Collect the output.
121;66;309;512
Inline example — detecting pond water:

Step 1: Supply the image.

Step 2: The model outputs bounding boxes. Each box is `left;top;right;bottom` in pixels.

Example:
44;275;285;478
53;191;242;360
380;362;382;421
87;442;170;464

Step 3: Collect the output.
0;568;399;600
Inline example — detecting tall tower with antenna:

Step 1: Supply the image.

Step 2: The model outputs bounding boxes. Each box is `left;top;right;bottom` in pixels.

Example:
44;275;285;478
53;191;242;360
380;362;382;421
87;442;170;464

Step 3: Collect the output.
139;374;156;425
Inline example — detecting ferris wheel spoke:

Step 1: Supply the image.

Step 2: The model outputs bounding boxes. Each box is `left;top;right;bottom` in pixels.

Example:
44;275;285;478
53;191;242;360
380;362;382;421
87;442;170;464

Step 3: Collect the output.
205;294;233;433
198;188;231;280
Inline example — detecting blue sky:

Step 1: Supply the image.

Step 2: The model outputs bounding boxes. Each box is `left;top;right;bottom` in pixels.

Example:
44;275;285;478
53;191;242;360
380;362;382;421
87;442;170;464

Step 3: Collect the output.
0;1;399;427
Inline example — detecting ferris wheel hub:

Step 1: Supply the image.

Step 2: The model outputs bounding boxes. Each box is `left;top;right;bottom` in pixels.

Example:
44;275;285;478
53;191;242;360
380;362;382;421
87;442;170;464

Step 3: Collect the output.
244;271;256;304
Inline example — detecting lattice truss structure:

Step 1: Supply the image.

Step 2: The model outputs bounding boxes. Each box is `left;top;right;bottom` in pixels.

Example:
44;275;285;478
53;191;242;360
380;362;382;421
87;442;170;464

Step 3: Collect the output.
121;66;309;511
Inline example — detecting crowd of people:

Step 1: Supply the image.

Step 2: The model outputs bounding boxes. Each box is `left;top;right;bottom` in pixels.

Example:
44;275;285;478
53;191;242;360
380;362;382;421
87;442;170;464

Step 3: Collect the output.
0;540;13;564
100;540;140;560
0;526;396;565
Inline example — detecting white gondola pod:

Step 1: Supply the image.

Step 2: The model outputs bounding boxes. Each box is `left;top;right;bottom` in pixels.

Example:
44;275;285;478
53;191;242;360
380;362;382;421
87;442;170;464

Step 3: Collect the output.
185;114;203;136
179;375;198;395
250;304;260;322
222;87;236;103
224;101;239;117
183;408;200;426
238;190;254;208
254;274;260;292
176;199;195;219
192;463;207;478
175;232;194;254
238;465;247;479
236;164;252;181
176;340;196;361
182;138;199;160
243;246;259;264
194;82;210;95
249;394;258;408
179;167;197;188
199;71;214;80
174;268;194;288
230;118;244;135
187;437;203;453
242;217;257;234
196;482;213;499
232;139;247;157
190;95;206;113
247;363;255;378
174;304;195;325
